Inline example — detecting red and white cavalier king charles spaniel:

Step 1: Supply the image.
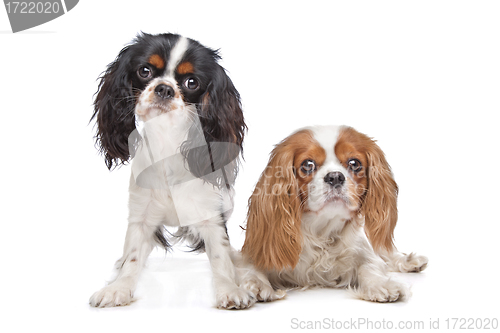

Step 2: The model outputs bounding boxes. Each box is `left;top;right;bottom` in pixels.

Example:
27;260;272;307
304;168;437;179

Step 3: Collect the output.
88;33;263;309
242;125;428;302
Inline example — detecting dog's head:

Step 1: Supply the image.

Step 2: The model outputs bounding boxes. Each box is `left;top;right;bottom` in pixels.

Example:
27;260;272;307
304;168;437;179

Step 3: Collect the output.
91;33;246;185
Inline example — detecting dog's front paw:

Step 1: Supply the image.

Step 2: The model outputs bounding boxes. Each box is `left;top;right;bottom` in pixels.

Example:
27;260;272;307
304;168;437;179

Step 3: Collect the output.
241;277;286;302
356;279;409;303
216;286;256;310
89;282;134;308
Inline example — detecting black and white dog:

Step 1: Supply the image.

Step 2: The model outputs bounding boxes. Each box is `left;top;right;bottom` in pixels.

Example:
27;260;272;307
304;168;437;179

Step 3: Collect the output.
89;33;254;309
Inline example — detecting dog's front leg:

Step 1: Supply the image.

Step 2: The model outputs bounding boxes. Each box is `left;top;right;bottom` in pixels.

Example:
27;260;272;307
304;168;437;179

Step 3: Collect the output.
89;223;157;307
193;221;256;310
89;186;161;308
353;248;410;303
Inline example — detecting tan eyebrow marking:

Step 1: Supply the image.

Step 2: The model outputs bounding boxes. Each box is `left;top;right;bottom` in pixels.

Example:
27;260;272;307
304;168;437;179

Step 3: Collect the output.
148;54;165;69
177;61;194;74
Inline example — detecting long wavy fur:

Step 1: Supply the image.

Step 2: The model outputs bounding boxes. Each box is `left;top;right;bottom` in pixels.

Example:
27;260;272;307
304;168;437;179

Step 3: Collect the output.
91;44;139;170
241;133;307;271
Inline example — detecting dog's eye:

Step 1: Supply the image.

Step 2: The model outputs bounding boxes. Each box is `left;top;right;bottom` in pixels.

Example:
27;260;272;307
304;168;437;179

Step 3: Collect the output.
183;77;200;90
300;159;316;175
347;159;363;173
138;66;152;79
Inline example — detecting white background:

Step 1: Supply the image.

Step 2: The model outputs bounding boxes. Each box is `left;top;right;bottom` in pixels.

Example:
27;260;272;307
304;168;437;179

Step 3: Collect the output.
1;1;499;332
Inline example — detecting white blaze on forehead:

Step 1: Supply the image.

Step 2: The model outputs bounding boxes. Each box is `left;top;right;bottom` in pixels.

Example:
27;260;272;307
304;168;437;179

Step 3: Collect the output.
310;125;342;162
309;125;350;182
167;36;189;77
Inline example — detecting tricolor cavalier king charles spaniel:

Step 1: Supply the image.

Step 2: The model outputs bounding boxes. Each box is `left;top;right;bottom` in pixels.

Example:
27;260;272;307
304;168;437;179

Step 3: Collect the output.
89;33;259;309
242;126;428;302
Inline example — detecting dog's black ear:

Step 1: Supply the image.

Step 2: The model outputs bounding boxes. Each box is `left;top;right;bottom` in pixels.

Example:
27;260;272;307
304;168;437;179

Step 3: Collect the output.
91;46;138;170
182;64;246;187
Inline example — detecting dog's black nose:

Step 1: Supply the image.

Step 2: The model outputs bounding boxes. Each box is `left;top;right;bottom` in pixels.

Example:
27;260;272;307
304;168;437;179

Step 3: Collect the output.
155;84;175;99
324;172;345;187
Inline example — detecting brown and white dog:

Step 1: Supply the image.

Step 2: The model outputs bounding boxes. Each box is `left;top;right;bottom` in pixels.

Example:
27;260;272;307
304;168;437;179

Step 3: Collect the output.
241;125;428;302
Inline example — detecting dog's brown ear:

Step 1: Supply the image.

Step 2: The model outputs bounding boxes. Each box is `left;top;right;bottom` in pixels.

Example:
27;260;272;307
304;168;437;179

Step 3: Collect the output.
242;136;304;271
360;133;399;253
